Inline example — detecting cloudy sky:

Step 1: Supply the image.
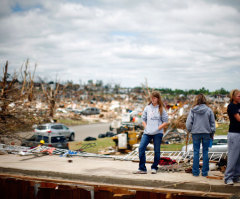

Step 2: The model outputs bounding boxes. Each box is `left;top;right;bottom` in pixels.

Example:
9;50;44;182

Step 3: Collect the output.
0;0;240;91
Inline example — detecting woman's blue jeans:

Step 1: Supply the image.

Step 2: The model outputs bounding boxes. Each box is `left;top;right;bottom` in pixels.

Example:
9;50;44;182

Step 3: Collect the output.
138;133;163;171
192;133;210;176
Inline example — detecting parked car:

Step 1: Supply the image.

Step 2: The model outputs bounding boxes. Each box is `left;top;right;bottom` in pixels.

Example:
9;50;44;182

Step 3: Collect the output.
21;135;68;149
181;135;228;153
73;109;82;114
80;107;100;115
34;123;75;141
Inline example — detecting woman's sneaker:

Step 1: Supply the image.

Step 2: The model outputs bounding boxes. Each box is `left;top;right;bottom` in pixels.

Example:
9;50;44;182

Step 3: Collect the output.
151;169;157;174
225;179;234;185
133;170;147;174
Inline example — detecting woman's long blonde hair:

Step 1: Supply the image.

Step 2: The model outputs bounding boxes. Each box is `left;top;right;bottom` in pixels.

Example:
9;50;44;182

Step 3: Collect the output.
229;89;240;103
148;91;164;114
192;93;208;107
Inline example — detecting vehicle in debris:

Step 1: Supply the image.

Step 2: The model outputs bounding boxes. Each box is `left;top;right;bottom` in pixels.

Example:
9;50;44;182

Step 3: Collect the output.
109;111;143;132
181;135;228;153
73;109;82;114
79;107;100;115
21;135;68;149
34;123;75;141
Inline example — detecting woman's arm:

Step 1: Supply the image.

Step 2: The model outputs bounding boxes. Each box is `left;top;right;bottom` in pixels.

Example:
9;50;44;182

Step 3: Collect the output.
142;121;147;129
210;110;216;133
141;106;148;129
186;110;193;132
158;122;168;130
234;113;240;122
158;109;168;131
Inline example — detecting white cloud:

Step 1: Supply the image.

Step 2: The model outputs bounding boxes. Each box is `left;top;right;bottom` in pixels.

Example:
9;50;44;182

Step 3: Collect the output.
0;0;240;91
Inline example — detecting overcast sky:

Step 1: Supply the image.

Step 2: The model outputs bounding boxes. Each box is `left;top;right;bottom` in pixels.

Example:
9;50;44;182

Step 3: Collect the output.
0;0;239;91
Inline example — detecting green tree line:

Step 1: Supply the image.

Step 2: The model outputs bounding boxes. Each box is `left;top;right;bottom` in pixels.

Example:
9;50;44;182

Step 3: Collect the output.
132;87;229;95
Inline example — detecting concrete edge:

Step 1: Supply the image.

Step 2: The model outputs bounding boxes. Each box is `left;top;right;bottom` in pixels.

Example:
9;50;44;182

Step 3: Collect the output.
0;166;239;194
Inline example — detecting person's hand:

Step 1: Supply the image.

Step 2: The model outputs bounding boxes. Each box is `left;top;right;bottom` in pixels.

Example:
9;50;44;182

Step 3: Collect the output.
142;121;147;129
210;133;214;139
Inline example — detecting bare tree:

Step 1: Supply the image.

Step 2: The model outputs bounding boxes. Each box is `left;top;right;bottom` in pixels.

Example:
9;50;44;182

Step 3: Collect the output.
141;78;152;103
0;61;18;122
41;81;68;119
0;60;41;134
41;83;58;118
20;59;37;101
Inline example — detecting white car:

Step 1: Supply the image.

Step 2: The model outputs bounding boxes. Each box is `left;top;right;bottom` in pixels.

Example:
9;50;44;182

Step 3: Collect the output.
34;123;75;141
80;107;100;115
181;135;228;153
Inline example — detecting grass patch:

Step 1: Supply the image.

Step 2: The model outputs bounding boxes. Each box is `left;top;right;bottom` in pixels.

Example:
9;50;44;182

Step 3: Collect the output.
58;118;91;126
215;123;229;135
74;123;230;153
161;143;185;151
76;137;116;154
58;118;101;126
161;123;229;151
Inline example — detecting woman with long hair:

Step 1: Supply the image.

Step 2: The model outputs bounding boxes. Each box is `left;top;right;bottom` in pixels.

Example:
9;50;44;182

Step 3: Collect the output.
224;89;240;185
133;91;168;174
186;94;215;177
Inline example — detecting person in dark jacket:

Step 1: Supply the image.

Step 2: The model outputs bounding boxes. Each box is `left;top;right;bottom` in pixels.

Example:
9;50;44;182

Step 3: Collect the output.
224;89;240;185
186;94;215;177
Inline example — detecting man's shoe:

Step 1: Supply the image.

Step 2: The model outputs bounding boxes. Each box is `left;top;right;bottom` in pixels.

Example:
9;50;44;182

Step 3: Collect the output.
133;170;147;174
225;179;234;185
151;169;157;174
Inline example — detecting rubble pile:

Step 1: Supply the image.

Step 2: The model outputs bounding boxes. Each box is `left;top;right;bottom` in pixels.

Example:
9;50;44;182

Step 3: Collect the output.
162;95;229;144
212;102;229;123
163;130;187;144
170;114;188;130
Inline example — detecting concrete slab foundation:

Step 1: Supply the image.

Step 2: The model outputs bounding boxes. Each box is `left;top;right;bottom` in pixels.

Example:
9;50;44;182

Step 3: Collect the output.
0;154;239;198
